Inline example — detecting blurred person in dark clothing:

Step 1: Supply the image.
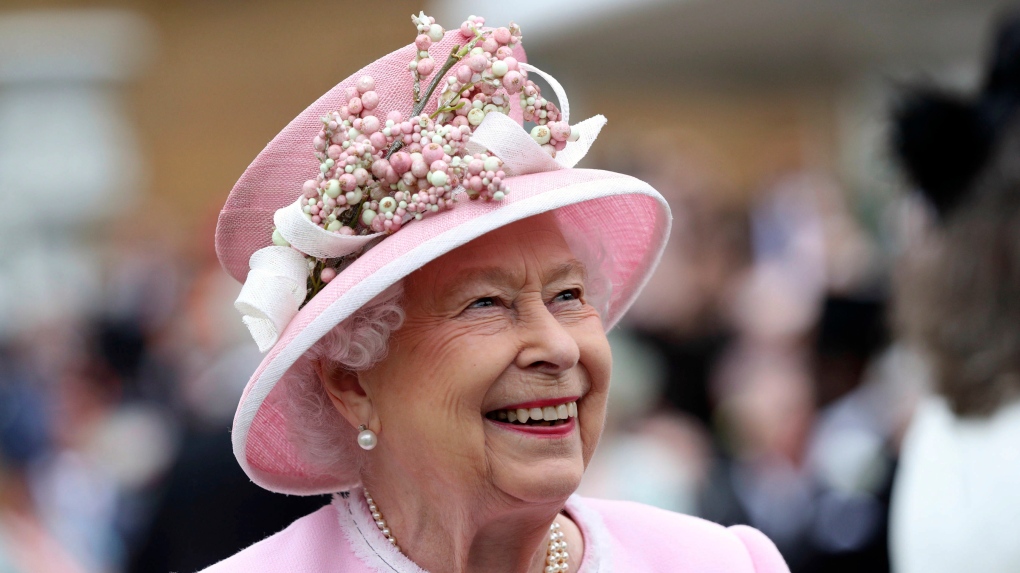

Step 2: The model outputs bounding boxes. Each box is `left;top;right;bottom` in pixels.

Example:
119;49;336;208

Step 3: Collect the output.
700;314;895;573
0;348;88;573
126;260;328;573
125;416;328;573
890;9;1020;572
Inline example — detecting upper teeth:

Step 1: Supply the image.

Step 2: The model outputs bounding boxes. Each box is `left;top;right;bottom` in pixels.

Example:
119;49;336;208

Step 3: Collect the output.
493;401;578;423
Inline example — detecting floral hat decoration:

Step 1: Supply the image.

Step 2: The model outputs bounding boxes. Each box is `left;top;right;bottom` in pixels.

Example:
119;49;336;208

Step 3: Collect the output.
216;13;671;495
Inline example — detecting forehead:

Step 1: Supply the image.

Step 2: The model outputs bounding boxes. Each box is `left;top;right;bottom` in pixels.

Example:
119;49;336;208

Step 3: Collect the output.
412;214;578;286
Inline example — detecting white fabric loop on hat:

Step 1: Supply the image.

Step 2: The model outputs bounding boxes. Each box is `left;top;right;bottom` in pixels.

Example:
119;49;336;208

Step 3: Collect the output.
519;63;608;168
519;62;569;123
274;199;385;260
554;114;607;169
235;246;309;352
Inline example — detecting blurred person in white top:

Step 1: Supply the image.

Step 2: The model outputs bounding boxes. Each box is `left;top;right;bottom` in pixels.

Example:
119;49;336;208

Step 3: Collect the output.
890;9;1020;572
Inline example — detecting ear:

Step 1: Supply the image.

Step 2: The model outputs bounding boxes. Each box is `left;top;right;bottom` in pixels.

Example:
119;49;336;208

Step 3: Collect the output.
316;361;379;434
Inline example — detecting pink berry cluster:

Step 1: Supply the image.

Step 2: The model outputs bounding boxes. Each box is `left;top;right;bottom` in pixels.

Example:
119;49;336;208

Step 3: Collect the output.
410;12;443;85
296;80;510;242
432;17;522;126
521;85;578;156
276;13;579;293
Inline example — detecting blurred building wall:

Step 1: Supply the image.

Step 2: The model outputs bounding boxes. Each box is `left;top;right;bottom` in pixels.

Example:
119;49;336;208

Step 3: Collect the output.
2;0;423;246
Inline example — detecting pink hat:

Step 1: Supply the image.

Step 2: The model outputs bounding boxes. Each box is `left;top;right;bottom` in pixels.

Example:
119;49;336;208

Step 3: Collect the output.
216;14;671;495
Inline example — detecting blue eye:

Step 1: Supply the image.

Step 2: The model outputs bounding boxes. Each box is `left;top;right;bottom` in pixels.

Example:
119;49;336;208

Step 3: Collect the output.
469;297;496;308
553;289;580;302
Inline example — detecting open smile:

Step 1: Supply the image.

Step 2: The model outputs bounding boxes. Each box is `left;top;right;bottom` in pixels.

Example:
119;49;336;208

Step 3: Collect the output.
484;397;579;435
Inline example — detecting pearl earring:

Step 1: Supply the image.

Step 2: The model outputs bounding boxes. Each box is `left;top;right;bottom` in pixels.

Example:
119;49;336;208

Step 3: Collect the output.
357;424;377;450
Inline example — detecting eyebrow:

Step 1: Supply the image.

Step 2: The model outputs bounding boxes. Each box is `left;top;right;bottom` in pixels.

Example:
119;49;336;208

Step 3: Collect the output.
454;259;588;288
548;259;589;283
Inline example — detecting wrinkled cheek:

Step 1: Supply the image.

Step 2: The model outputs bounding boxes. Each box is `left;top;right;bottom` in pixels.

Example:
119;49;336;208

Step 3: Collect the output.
588;344;613;396
578;400;608;466
578;352;612;465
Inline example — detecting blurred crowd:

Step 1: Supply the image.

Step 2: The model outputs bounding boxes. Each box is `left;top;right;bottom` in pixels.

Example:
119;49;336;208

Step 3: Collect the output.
0;222;328;572
578;158;916;572
3;3;1020;573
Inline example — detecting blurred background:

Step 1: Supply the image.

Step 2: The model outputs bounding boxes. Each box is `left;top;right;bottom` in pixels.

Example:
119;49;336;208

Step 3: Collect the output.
0;1;1015;572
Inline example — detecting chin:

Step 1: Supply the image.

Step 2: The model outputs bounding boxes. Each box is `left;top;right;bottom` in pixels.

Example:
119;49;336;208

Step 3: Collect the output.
496;458;584;506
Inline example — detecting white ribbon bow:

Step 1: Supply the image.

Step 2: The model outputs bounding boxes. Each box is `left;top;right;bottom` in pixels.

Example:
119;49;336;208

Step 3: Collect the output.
234;246;309;353
236;64;606;352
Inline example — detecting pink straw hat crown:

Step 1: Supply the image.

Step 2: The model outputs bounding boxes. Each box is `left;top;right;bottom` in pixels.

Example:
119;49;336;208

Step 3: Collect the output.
216;12;671;495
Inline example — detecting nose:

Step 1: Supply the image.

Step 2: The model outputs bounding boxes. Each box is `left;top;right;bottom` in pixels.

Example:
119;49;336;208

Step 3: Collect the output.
514;301;581;376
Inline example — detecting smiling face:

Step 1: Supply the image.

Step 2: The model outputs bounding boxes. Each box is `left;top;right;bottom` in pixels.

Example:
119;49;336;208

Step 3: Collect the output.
358;213;612;506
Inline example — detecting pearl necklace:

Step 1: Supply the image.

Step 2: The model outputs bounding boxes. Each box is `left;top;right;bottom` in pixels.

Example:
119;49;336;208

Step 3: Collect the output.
364;489;570;572
365;490;400;550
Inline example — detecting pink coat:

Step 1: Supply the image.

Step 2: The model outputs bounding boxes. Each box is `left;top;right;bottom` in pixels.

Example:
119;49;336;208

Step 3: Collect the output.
199;491;789;572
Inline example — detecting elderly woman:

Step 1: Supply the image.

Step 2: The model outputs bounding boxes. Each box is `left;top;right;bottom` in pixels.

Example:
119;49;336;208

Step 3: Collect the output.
204;13;788;573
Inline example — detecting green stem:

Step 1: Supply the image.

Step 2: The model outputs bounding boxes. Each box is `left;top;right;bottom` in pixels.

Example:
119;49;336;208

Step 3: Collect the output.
430;81;475;119
430;99;467;119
